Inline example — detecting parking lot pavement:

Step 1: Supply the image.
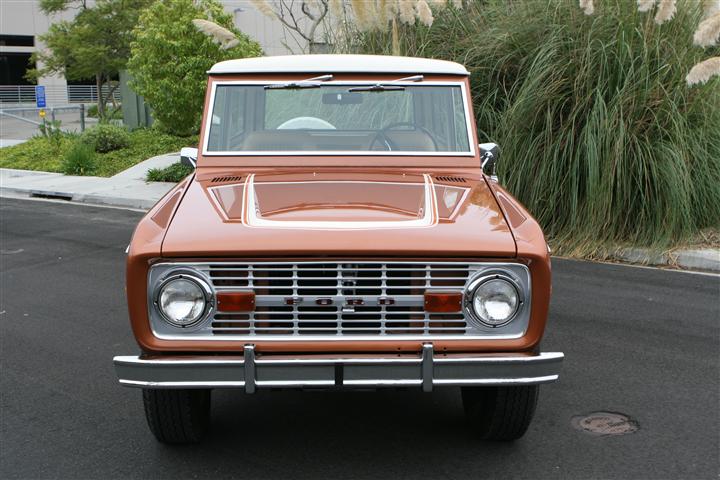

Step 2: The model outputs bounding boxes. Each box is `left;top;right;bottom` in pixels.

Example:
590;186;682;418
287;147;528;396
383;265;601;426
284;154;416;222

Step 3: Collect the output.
0;110;97;143
1;197;718;480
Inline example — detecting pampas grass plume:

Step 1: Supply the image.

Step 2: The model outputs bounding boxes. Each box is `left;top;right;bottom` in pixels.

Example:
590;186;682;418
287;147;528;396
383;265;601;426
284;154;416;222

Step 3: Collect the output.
350;0;369;30
416;0;434;26
703;0;720;19
654;0;676;24
686;56;720;85
250;0;276;19
637;0;656;13
398;0;416;25
376;0;391;31
579;0;594;15
693;13;720;47
192;19;240;50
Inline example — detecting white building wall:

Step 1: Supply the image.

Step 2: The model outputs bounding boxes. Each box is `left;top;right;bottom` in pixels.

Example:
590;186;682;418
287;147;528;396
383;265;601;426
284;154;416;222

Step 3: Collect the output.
222;1;305;55
0;0;73;103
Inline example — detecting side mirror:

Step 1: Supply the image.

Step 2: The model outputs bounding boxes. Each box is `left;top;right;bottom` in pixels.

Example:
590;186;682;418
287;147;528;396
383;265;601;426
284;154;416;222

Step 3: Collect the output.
180;147;198;169
479;142;499;182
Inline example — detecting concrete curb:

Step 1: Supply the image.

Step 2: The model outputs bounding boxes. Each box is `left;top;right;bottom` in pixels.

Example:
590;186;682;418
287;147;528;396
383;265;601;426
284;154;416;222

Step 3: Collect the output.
0;167;175;211
0;185;165;210
609;247;720;273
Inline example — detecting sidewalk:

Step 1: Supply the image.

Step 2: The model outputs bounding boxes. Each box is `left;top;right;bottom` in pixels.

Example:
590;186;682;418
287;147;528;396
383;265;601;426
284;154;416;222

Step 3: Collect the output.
0;152;178;210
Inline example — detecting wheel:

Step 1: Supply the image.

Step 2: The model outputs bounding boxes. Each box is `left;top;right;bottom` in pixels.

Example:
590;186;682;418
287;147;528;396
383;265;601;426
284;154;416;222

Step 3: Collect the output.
461;385;539;441
142;389;211;444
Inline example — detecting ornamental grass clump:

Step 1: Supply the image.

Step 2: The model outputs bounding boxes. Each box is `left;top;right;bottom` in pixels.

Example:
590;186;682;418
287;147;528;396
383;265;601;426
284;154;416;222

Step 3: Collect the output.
62;142;97;176
340;0;720;254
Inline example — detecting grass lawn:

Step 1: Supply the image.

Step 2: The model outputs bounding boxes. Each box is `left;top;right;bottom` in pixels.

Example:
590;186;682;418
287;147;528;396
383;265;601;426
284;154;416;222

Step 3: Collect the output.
0;128;196;177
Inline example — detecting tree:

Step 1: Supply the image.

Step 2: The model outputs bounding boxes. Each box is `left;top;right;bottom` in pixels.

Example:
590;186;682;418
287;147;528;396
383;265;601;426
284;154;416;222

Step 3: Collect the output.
251;0;330;53
127;0;262;136
30;0;151;117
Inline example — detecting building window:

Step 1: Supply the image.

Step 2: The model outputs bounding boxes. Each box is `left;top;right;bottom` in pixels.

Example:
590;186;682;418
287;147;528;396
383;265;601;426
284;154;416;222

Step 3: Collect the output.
0;53;35;85
0;35;35;47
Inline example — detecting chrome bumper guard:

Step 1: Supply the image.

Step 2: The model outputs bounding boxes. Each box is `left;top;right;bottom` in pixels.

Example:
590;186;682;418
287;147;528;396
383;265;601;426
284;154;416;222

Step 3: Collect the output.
114;345;563;392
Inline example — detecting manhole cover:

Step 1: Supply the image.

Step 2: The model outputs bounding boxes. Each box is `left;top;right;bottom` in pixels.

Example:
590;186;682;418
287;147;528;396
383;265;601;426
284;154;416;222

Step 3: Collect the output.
571;412;638;436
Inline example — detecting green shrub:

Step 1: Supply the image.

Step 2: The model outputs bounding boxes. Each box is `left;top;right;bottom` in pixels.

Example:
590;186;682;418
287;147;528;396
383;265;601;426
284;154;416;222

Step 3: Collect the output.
127;0;262;136
146;162;194;182
343;0;720;253
61;142;97;175
81;123;130;153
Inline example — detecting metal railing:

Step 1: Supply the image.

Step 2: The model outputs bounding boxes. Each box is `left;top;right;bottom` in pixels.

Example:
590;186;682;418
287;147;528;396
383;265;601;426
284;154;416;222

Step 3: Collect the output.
0;105;87;132
0;84;121;106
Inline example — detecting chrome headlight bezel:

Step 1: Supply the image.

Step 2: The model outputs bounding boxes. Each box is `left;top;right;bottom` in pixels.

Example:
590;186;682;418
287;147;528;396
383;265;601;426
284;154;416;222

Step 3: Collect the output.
153;270;215;328
464;271;525;328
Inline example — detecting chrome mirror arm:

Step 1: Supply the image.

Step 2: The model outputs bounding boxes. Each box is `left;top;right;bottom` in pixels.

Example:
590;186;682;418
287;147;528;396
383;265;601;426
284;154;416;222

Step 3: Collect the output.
479;142;500;182
180;147;198;169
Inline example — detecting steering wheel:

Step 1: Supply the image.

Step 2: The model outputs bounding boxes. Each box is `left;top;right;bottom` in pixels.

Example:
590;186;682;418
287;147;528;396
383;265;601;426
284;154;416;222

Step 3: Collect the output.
277;116;336;130
369;122;439;151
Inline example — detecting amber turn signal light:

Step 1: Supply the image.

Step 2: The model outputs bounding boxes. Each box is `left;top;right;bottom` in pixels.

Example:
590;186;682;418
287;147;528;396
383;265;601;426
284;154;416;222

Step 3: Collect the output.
217;291;255;312
424;292;463;312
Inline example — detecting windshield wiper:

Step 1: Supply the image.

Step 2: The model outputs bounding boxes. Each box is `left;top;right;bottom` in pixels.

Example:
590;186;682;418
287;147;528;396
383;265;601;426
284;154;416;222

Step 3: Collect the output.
347;75;424;92
265;74;333;90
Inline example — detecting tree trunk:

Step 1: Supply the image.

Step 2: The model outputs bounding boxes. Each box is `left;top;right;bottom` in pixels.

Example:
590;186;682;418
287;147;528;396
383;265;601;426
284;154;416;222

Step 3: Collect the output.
96;73;105;118
104;83;119;110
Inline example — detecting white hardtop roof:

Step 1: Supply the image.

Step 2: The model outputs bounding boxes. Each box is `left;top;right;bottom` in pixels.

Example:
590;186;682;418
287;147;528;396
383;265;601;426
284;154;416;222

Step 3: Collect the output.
208;54;470;76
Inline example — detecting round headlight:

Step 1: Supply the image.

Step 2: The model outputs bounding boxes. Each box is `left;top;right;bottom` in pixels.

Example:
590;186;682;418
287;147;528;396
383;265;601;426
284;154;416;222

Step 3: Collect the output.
471;276;520;326
157;276;209;327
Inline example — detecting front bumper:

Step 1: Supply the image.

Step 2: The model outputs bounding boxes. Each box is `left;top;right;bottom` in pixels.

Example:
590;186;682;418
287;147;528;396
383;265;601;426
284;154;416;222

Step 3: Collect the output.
113;345;563;392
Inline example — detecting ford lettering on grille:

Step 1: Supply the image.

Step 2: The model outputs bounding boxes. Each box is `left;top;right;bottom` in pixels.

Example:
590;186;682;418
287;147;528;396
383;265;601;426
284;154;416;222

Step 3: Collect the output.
209;262;469;336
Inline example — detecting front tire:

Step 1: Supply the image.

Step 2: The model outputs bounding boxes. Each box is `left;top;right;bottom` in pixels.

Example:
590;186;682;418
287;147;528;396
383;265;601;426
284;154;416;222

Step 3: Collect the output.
461;385;539;441
142;389;211;444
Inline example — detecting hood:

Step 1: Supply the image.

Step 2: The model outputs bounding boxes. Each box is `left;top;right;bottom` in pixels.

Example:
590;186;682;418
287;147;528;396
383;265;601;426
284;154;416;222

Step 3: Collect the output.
161;170;516;257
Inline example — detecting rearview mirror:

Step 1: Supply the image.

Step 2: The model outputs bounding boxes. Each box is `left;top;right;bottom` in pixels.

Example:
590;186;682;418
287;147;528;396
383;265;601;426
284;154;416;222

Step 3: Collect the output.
479;142;499;182
180;147;198;169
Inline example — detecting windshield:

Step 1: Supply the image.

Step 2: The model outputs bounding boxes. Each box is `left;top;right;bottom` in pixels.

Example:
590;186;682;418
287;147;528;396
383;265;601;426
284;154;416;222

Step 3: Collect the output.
205;83;472;155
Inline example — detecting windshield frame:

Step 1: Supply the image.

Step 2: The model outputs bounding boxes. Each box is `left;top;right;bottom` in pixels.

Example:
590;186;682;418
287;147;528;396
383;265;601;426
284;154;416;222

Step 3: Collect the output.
201;80;476;157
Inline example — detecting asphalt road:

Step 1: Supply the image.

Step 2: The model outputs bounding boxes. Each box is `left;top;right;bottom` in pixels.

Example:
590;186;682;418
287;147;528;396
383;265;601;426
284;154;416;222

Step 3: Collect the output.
1;197;718;480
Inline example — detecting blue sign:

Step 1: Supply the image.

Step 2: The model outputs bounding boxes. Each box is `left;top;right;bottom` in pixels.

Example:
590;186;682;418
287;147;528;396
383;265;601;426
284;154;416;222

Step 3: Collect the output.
35;85;46;108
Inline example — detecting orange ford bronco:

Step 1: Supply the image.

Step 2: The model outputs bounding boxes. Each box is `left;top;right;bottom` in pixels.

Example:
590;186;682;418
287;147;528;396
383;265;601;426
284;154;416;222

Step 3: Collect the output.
114;55;564;443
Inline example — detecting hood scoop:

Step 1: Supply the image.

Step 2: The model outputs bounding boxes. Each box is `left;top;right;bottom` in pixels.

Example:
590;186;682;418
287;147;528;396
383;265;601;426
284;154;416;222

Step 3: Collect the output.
164;170;517;257
209;172;439;230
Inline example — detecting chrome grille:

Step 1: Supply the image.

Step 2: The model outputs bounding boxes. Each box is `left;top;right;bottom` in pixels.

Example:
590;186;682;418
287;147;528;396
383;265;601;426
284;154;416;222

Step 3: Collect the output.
207;263;471;336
